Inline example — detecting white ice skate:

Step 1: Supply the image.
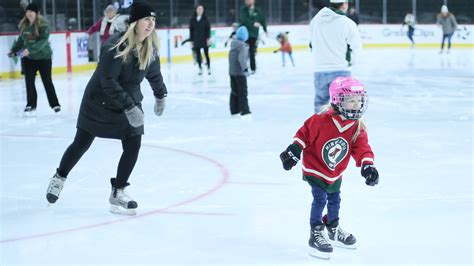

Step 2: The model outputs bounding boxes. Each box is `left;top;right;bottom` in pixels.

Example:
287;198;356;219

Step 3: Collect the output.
46;172;66;204
109;186;138;216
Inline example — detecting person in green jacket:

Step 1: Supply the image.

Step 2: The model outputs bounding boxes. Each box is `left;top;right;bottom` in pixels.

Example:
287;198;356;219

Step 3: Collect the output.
7;3;61;115
239;0;267;73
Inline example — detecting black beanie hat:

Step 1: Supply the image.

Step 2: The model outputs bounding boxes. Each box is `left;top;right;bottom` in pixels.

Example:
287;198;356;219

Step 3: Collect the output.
129;1;156;24
26;3;40;13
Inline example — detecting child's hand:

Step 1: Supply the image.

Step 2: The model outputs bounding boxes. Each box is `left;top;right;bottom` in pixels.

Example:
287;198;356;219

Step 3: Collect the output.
361;164;379;186
280;145;300;171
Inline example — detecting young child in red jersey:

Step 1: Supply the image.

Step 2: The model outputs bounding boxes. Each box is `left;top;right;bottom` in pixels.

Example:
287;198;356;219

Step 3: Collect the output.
273;32;295;67
279;76;379;260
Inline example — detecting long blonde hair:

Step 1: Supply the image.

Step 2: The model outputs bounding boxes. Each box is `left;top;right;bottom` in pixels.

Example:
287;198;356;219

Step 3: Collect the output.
112;21;160;70
319;104;367;143
18;14;46;38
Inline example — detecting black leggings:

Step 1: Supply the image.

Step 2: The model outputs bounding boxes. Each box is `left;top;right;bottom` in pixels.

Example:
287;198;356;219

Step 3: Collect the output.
194;46;210;69
57;128;142;189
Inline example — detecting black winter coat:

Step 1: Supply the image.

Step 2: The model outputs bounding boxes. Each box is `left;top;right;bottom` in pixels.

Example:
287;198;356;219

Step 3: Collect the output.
189;15;211;48
77;33;167;139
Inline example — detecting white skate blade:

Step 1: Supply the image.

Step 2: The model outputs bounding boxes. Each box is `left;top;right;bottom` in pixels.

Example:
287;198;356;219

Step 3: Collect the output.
330;240;357;250
109;205;137;216
308;247;331;260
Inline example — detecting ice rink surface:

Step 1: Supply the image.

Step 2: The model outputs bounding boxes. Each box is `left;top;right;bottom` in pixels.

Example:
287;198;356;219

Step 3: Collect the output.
1;47;473;265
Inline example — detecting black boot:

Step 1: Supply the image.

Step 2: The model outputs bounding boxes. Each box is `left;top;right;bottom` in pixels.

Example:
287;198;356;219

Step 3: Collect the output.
325;218;357;249
308;223;333;259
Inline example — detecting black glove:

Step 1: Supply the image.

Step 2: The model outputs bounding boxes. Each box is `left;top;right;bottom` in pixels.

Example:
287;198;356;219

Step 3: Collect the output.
361;164;379;186
279;144;301;171
7;52;15;58
273;50;278;53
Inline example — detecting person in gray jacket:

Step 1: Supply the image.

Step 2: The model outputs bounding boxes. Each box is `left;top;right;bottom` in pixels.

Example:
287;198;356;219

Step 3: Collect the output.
46;2;167;216
437;5;458;54
228;26;251;116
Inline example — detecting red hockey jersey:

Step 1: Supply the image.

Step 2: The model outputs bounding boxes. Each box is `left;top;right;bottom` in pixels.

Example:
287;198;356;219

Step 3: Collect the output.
292;109;374;192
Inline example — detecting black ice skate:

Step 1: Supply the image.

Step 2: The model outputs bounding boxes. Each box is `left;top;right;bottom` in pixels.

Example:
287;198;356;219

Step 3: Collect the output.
325;218;357;249
308;224;333;260
46;171;66;204
109;179;137;216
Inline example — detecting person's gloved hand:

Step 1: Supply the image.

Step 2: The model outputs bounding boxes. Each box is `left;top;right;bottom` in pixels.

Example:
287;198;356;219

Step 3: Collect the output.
154;97;165;116
124;106;144;127
361;164;379;186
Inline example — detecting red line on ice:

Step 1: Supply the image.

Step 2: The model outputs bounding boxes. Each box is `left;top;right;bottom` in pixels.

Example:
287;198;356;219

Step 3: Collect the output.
0;136;230;244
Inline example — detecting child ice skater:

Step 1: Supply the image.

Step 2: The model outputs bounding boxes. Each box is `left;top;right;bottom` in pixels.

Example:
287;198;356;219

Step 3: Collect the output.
228;26;251;117
279;76;379;260
273;32;294;67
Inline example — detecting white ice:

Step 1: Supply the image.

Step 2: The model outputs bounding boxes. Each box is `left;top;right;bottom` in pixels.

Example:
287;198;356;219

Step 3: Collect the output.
1;48;473;266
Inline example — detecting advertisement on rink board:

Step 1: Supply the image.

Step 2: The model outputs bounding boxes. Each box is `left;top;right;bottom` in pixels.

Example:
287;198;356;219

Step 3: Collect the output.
0;24;472;79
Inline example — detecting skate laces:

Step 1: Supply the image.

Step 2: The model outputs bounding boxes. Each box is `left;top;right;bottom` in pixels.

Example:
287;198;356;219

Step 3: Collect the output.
334;226;351;241
312;229;330;245
114;188;133;202
48;175;65;194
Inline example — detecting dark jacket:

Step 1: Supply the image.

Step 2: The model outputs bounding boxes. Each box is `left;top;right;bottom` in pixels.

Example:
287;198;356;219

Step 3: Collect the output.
77;33;167;139
189;15;210;48
239;5;267;39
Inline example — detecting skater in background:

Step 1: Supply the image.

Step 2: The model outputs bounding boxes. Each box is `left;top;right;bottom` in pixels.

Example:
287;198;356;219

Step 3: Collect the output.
86;5;119;46
309;0;362;113
273;32;295;67
347;7;359;25
403;12;416;48
189;4;211;75
45;2;167;216
239;0;267;74
437;5;458;54
228;26;251;117
7;3;61;115
224;22;239;47
280;76;379;260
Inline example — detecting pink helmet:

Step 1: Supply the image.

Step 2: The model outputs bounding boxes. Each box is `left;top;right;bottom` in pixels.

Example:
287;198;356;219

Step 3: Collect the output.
329;76;368;120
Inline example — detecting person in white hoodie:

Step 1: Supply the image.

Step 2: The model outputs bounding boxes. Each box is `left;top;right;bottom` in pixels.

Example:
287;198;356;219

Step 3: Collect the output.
309;0;362;113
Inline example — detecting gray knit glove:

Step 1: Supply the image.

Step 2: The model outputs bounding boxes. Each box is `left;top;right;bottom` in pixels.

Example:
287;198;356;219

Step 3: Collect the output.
124;106;144;127
154;97;165;116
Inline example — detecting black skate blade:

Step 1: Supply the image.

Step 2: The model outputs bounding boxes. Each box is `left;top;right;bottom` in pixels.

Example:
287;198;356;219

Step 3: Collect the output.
309;247;331;260
110;205;137;216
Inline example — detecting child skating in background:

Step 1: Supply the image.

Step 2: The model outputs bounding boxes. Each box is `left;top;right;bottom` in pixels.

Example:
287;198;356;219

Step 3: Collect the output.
273;32;295;67
279;76;379;260
228;26;251;117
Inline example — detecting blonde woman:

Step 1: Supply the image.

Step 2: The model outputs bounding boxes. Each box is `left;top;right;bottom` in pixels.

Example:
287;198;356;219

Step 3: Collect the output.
279;76;379;259
46;2;167;216
8;3;60;115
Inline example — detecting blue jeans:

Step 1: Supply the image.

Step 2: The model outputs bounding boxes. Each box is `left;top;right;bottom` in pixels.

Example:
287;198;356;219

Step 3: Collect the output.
313;71;351;113
310;183;341;226
441;33;454;50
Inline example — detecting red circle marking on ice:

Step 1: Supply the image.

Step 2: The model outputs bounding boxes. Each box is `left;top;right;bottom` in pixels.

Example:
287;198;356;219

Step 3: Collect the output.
0;135;230;244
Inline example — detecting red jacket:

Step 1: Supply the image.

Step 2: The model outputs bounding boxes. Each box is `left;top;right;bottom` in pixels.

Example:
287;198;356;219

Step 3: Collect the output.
86;17;112;45
292;109;374;192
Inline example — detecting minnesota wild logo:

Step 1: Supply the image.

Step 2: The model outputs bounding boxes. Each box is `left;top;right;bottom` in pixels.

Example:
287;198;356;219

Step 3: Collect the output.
322;137;349;170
